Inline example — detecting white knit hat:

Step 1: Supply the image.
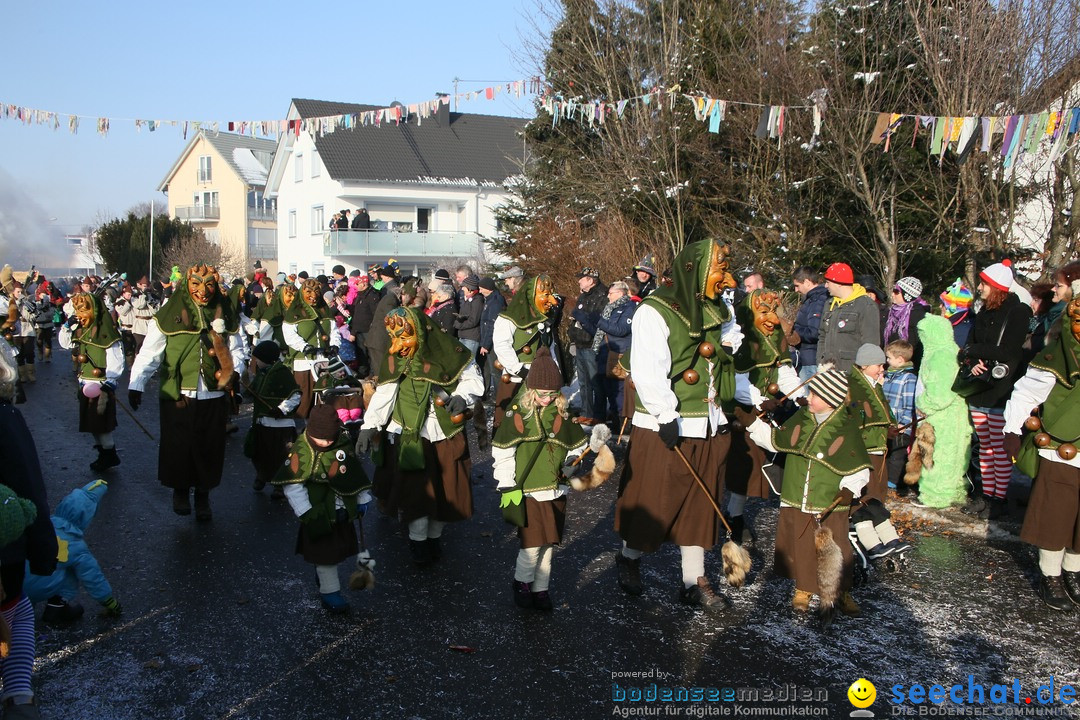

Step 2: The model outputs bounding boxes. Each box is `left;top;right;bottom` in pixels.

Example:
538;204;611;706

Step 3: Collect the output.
979;259;1013;292
894;276;922;302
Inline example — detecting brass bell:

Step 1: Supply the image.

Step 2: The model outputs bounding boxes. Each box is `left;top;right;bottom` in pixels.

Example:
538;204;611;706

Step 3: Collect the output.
522;346;532;355
1034;432;1052;448
77;354;88;364
766;383;780;396
91;368;104;378
321;335;329;343
697;341;715;359
1059;443;1078;461
501;374;512;384
494;360;504;371
451;412;467;425
1024;415;1042;432
682;369;700;385
434;395;446;407
214;370;223;380
207;348;216;357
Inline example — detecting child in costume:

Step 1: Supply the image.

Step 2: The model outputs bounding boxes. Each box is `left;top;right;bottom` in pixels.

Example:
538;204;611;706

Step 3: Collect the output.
246;341;301;499
492;352;613;610
1004;278;1080;612
728;289;805;545
848;343;911;559
273;403;372;614
24;480;123;625
882;340;918;495
741;368;869;616
356;306;484;565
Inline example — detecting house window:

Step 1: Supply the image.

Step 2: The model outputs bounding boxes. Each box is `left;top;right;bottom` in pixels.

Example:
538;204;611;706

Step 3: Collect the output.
311;205;324;233
198;155;212;183
311;151;321;178
312;262;325;276
294;153;303;183
288;263;298;275
288;210;297;238
194;191;218;207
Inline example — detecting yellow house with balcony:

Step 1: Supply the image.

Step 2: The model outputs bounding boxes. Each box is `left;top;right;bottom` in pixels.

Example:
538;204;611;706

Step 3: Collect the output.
157;130;278;275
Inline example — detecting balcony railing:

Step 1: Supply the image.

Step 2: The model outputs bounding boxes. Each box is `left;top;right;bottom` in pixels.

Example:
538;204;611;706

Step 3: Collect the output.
249;207;276;222
323;230;481;257
248;242;277;260
176;205;220;221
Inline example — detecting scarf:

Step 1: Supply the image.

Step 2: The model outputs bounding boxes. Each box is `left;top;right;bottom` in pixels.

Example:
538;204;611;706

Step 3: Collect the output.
591;294;630;352
426;299;454;317
883;297;927;342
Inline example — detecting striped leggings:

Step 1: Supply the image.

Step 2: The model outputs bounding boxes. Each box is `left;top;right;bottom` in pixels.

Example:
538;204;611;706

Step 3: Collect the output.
971;408;1011;499
0;594;36;702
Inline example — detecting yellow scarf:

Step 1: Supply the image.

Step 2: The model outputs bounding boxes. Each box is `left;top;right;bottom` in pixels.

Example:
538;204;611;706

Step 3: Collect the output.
828;283;868;311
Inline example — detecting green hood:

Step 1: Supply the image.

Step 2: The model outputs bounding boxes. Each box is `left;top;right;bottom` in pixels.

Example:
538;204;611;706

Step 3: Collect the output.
74;293;121;348
155;279;239;335
642;239;731;339
733;290;789;373
499;276;555;330
376;305;472;386
1030;320;1080;388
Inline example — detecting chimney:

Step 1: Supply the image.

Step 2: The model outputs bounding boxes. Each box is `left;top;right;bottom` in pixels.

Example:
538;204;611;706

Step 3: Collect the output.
435;93;450;126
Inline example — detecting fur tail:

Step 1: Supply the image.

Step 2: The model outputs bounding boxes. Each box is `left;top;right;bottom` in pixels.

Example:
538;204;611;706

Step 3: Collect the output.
209;329;234;390
721;540;751;588
570;444;615;491
815;526;842;615
904;421;936;485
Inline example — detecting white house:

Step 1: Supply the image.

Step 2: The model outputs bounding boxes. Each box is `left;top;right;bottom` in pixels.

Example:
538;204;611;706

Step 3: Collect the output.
263;98;528;278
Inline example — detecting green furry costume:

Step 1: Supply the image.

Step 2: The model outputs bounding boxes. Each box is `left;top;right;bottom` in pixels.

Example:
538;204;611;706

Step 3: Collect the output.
913;314;971;507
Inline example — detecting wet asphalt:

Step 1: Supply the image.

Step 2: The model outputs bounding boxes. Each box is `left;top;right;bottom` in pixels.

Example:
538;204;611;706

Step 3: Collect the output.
18;352;1080;720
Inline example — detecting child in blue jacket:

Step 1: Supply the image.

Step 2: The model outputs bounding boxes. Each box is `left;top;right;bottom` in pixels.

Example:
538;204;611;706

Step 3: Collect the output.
24;479;122;624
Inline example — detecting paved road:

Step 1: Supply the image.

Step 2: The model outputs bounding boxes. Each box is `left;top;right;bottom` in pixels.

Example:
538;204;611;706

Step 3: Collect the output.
19;354;1080;719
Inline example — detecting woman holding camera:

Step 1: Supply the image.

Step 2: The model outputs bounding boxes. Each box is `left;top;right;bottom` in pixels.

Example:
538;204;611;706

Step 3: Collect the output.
960;260;1032;519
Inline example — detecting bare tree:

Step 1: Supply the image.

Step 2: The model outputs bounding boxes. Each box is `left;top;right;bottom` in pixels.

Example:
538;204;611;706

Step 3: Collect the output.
160;235;243;281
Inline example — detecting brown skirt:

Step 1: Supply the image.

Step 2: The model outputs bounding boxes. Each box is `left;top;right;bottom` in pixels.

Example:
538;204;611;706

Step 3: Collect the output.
294;370;314;419
491;378;524;430
374;432;473;523
725;427;771;499
295;517;359;565
616;427;731;552
1020;460;1080;553
252;424;297;483
77;389;117;435
774;506;853;595
519;496;567;548
158;395;228;491
622;381;636;420
862;453;888;504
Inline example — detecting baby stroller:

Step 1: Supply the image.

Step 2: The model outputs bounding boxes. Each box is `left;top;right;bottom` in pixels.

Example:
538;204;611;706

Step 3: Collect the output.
848;498;912;586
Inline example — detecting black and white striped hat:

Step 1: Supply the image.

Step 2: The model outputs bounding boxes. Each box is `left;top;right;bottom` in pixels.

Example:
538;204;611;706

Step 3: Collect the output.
808;368;849;408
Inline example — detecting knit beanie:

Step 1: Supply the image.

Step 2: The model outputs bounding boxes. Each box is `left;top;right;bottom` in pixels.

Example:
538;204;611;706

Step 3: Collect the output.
808;368;849;408
854;343;887;367
306;404;341;442
463;275;480;292
252;341;281;365
939;279;973;316
526;352;562;392
979;259;1013;292
824;263;854;285
633;254;657;276
895;276;922;303
478;277;497;292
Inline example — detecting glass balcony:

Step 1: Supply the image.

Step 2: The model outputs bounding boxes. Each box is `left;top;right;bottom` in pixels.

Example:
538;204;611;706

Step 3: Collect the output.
249;207;276;222
323;230;481;257
175;205;220;221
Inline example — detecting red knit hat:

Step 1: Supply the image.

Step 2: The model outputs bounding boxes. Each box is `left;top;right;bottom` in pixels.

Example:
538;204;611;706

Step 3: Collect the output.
979;259;1013;292
823;262;854;285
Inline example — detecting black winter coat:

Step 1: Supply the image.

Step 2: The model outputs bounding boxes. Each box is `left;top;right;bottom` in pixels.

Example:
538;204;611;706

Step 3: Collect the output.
453;294;483;342
364;281;401;372
960;294;1032;409
349;286;380;335
568;283;608;348
479;291;507;351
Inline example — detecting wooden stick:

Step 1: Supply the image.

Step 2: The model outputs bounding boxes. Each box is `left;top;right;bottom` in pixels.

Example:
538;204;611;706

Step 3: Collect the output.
617;416;629;444
673;447;733;535
756;371;816;418
114;396;155;441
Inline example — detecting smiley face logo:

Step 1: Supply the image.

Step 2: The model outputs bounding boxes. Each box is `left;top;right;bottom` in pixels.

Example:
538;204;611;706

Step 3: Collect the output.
848;678;876;708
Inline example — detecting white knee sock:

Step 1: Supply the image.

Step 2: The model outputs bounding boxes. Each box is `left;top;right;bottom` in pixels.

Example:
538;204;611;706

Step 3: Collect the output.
679;545;705;588
515;547;539;583
621;543;644;560
1062;550;1080;573
426;519;445;539
727;492;746;518
533;544;554;591
315;565;340;594
1039;548;1065;577
854;520;881;549
407;517;429;542
874;520;900;545
94;432;115;450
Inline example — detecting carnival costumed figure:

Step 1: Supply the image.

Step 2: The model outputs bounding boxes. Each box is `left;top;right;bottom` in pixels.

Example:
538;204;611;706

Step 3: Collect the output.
356;306;484;565
246;341;301;498
905;314;971;507
58;293;126;472
728;289;804;544
491;275;562;429
283;278;341;419
128;264;248;521
615;239;745;612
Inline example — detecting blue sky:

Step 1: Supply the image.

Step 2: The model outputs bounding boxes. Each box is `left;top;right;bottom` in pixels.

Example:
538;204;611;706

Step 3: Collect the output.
1;0;548;257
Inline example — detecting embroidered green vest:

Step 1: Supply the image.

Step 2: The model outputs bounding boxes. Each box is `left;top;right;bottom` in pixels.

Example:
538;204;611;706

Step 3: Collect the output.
631;300;735;417
154;290;238;400
272;431;370;525
250;363;300;420
390;376;466;443
493;402;586;494
773;407;871;513
847;370;894;453
75;332;112;382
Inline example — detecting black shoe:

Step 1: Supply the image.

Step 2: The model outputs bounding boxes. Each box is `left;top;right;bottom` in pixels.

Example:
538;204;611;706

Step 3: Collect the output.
253;478;266;492
172;489;192;516
1062;571;1080;607
727;515;745;546
42;596;84;625
89;447;120;472
615;553;643;596
426;537;442;562
532;590;554;611
513;580;533;608
409;539;432;566
194;491;212;522
987;497;1009;520
1038;574;1074;612
679;577;726;613
270;485;285;500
